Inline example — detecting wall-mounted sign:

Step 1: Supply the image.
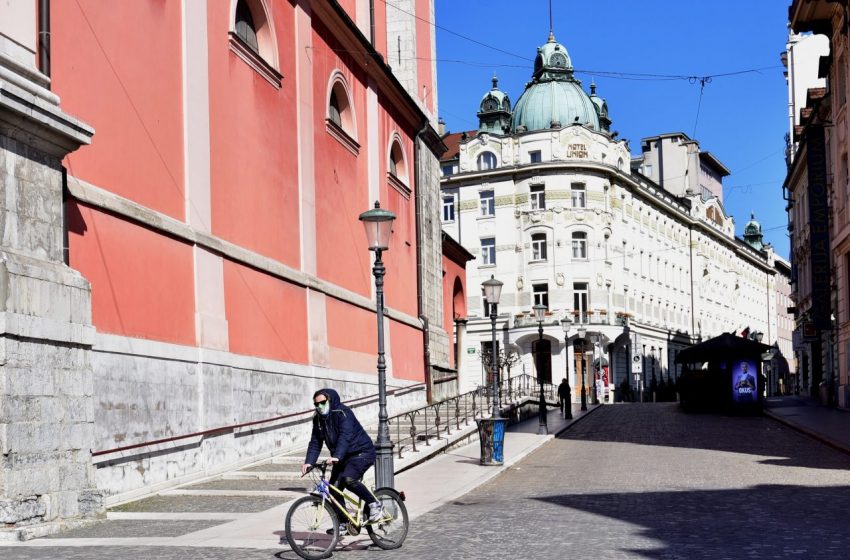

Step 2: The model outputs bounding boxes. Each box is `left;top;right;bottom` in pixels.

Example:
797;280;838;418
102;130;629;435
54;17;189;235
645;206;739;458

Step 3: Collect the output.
732;360;758;403
565;143;588;158
467;347;476;354
631;354;642;374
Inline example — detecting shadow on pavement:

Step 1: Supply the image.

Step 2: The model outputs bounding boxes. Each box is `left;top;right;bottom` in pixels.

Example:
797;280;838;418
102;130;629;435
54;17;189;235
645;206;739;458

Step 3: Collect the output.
534;484;850;559
558;403;850;470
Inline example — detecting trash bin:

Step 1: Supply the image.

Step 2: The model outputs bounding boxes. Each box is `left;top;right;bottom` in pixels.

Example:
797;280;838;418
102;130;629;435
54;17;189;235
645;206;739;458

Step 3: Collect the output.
475;417;508;465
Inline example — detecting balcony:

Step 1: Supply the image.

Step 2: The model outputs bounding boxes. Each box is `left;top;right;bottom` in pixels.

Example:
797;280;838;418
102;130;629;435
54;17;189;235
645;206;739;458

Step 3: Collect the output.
513;310;627;328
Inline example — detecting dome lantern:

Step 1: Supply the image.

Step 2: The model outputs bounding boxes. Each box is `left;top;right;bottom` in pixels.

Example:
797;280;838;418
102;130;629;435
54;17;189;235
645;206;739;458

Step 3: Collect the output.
477;74;512;135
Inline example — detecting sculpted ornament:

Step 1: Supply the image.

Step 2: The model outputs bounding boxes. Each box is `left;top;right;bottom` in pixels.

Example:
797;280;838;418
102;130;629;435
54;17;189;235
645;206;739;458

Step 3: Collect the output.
556;273;565;286
517;276;524;290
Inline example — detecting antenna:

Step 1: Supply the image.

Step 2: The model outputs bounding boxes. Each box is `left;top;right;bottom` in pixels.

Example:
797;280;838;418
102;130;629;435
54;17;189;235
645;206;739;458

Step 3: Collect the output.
549;0;553;36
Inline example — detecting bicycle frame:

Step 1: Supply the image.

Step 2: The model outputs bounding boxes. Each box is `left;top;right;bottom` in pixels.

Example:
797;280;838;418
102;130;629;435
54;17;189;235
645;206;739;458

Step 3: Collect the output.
308;464;381;529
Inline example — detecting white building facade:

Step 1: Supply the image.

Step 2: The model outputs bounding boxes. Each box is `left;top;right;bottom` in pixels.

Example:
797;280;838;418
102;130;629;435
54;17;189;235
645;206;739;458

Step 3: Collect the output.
441;34;790;402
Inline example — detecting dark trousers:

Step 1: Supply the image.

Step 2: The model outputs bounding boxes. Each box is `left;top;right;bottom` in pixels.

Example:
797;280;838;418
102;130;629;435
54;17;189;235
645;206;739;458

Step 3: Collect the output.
329;452;376;521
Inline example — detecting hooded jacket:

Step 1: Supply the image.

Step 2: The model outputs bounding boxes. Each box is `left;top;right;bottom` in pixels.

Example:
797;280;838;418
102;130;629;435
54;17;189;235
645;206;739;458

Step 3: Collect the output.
305;388;375;465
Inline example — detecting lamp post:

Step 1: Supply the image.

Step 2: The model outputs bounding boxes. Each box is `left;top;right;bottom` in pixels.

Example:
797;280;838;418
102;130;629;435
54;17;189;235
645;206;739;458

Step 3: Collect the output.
560;317;573;419
533;304;548;435
482;275;503;418
578;325;587;411
359;201;396;489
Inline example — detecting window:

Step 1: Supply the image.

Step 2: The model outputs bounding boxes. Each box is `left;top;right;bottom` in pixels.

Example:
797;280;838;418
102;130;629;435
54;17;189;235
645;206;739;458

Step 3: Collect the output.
480;190;495;216
328;90;342;128
388;141;407;184
572;231;587;259
441;164;454;177
531;233;547;261
230;0;281;88
235;0;259;54
478;152;497;171
571;183;586;208
442;195;455;222
529;150;542;163
530;185;545;210
481;237;496;266
573;283;588;323
643;164;653;177
533;284;549;309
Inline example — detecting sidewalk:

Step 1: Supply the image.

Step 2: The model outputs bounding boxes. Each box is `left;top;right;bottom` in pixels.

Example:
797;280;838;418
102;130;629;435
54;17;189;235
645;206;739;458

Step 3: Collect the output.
763;395;850;455
0;402;600;550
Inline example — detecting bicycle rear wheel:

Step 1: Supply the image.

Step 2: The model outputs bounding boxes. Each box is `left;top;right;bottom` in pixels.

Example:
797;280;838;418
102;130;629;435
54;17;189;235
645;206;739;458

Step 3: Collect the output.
285;496;339;560
366;488;409;550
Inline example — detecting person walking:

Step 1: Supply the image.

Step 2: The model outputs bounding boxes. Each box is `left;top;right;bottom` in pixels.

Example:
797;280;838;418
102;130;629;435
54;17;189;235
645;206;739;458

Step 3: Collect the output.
557;377;572;419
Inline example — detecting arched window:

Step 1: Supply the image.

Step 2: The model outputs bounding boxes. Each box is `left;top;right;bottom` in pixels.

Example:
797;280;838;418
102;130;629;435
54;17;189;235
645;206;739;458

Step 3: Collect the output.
531;232;547;261
478;152;497;171
235;0;259;54
388;140;408;184
329;90;342;128
229;0;282;88
572;231;588;259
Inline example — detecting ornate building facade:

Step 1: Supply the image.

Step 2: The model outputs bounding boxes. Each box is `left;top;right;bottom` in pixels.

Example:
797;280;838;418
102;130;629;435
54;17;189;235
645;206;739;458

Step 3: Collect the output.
441;33;793;400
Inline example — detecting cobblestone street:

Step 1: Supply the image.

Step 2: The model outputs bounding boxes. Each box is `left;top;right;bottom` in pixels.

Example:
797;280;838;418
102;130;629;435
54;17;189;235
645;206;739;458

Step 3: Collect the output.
6;403;850;559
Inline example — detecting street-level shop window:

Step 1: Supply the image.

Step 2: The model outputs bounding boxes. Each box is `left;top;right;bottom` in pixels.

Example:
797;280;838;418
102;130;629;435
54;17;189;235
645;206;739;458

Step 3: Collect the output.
530;185;545;210
531;233;547;261
480;190;495;216
481;237;496;266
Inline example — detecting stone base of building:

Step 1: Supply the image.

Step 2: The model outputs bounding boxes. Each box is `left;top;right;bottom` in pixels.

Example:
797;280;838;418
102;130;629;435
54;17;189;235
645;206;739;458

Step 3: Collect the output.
0;511;103;542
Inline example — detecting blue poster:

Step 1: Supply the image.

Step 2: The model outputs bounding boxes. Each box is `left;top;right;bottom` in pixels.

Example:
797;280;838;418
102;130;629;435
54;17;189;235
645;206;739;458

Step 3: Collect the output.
732;360;758;403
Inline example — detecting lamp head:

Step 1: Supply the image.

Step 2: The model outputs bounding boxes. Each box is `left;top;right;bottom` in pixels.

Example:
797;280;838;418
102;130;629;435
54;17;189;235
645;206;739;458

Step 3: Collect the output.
560;316;571;335
481;275;503;304
532;304;547;323
359;201;396;251
577;326;587;339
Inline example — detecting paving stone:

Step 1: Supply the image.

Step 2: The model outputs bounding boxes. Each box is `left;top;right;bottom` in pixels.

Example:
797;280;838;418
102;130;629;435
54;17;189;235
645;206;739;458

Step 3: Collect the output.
182;479;306;493
107;495;286;514
46;520;225;539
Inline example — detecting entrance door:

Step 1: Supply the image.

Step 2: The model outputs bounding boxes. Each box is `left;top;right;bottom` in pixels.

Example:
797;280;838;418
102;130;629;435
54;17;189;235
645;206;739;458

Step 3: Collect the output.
532;339;552;384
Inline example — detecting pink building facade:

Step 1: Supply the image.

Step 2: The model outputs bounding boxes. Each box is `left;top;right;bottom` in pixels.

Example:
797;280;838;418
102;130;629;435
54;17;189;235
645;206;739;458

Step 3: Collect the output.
0;0;462;532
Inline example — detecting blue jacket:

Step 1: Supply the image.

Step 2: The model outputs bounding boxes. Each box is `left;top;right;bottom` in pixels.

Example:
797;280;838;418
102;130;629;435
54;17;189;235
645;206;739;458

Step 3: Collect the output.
305;388;375;465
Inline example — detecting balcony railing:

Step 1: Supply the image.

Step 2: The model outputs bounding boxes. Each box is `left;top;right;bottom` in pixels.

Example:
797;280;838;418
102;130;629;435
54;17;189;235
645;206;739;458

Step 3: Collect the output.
513;311;619;328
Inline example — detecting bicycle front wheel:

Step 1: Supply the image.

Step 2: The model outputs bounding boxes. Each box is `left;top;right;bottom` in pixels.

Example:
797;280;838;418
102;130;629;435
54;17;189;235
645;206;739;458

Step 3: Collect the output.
366;488;409;550
285;496;339;560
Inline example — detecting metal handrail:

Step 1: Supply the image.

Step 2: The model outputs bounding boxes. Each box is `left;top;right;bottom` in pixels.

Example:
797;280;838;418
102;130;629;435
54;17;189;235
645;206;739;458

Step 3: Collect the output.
92;381;427;457
388;373;556;459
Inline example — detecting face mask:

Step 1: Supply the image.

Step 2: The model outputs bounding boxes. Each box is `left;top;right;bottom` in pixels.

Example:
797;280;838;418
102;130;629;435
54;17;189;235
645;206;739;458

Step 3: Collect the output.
317;402;330;416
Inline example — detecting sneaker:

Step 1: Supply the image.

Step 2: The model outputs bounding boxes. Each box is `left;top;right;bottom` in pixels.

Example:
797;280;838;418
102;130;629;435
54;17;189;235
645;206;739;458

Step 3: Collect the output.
368;501;384;523
326;523;347;535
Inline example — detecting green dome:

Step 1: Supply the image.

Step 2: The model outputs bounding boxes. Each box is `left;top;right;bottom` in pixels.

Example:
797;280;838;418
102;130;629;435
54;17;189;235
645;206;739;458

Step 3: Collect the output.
511;33;599;133
743;212;764;251
479;75;511;113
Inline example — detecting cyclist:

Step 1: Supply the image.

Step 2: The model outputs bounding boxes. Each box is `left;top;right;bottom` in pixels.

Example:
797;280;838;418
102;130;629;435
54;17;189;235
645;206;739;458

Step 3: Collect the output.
301;388;383;530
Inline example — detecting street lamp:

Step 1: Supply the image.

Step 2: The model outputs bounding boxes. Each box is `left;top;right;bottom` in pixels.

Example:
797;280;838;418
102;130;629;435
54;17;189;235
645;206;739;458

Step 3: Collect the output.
560;317;573;419
482;275;503;418
359;201;396;489
577;325;588;411
533;304;548;435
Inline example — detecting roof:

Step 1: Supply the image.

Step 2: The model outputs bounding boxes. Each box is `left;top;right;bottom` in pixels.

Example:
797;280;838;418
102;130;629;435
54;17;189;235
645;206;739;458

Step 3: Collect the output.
675;332;773;364
698;152;731;176
440;131;474;162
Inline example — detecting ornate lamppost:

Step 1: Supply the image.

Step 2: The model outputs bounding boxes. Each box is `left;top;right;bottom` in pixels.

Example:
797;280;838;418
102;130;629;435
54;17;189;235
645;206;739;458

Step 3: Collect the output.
577;325;588;411
359;201;396;489
560;317;573;419
533;304;548;435
482;275;503;418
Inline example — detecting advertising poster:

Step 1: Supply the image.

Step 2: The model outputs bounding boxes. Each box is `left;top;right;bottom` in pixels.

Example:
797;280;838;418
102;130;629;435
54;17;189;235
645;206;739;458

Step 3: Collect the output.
732;360;758;403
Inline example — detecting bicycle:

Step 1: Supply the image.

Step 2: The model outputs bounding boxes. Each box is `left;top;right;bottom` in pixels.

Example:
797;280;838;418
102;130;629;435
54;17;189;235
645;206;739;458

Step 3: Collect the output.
284;459;409;559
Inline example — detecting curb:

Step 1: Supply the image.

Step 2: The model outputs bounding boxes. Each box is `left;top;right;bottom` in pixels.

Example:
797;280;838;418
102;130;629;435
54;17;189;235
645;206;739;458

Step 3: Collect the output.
763;409;850;457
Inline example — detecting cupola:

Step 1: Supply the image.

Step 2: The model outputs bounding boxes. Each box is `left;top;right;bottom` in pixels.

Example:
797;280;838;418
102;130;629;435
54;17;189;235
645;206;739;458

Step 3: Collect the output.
743;212;764;251
477;74;512;135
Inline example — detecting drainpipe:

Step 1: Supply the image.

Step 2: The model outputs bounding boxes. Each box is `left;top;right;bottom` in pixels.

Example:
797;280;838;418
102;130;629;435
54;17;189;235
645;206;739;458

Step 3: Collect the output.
38;0;50;79
369;0;376;46
414;122;433;403
688;225;696;340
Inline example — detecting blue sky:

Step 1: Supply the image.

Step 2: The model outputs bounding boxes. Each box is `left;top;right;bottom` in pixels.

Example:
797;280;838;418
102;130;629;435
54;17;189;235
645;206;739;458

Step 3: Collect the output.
435;0;791;257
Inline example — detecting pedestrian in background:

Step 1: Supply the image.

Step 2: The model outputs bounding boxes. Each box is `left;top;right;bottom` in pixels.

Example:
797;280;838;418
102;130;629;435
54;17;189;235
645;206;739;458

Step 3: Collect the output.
558;378;572;418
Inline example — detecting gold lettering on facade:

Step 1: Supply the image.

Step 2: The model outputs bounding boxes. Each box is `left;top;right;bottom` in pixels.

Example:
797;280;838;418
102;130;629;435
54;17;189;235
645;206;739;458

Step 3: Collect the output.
565;144;588;158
